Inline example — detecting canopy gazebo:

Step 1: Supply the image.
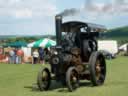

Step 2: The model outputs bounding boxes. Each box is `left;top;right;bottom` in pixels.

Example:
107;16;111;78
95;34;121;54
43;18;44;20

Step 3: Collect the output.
4;41;27;48
27;38;56;48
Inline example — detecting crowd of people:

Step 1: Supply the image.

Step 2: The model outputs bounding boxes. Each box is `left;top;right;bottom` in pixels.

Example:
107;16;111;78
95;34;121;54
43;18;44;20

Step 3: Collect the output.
0;48;24;64
0;47;51;64
32;47;50;64
9;48;24;64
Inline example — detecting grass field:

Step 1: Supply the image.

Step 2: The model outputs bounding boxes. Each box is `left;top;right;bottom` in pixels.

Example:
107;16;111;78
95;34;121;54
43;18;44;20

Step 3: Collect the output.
0;56;128;96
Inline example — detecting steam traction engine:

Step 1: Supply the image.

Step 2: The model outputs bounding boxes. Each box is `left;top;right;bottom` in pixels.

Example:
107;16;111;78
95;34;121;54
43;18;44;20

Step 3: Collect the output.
37;15;107;92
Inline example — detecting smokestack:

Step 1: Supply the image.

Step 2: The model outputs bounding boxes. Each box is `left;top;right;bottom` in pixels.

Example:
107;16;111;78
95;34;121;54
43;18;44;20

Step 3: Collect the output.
55;15;62;45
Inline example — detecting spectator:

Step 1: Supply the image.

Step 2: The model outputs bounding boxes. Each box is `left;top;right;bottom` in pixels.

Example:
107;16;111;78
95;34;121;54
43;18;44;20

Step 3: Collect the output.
32;49;39;64
16;49;24;64
0;52;9;63
9;48;15;64
44;48;50;63
38;47;44;64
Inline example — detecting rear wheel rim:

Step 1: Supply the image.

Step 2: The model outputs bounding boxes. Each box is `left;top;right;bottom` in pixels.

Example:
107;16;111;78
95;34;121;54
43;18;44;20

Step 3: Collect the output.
95;57;106;84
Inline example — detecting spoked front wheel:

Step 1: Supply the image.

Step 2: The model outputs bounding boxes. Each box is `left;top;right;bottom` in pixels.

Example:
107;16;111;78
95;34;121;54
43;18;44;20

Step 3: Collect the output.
66;67;79;92
37;68;51;91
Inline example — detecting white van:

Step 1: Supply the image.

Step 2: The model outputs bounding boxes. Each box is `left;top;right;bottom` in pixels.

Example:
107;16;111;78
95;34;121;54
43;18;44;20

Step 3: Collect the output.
98;40;118;55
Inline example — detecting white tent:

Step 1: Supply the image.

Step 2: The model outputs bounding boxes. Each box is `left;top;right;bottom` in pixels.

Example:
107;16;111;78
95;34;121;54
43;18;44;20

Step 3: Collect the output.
27;38;56;48
98;40;118;54
21;47;31;57
119;43;128;51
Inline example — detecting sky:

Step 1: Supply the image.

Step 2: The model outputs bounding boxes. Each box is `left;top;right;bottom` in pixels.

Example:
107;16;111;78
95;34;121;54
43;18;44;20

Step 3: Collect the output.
0;0;128;35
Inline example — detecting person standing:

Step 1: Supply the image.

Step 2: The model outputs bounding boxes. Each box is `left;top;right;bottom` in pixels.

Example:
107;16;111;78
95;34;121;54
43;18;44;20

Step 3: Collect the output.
0;52;9;63
9;48;15;64
16;49;24;64
32;49;39;64
38;47;44;64
44;48;50;63
14;48;18;64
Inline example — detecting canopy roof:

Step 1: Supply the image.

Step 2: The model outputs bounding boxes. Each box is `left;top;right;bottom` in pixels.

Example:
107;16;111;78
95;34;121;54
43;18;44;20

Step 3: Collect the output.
61;21;107;32
27;38;56;48
4;41;27;47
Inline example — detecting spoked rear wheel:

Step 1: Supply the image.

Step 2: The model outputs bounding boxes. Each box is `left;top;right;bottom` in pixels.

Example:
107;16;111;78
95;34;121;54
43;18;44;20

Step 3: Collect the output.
89;51;106;86
66;67;79;92
37;68;51;91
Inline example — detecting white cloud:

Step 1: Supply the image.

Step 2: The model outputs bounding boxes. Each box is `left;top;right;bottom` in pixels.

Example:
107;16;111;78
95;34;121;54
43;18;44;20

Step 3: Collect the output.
0;0;57;19
0;0;57;35
83;0;128;16
74;0;128;22
15;8;32;18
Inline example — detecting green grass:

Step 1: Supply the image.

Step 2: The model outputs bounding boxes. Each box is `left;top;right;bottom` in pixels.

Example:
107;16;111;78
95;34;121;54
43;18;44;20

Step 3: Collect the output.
0;56;128;96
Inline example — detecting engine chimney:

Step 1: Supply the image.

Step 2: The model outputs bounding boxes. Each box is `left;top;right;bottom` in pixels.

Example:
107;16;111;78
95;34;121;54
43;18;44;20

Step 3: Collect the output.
55;15;62;45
